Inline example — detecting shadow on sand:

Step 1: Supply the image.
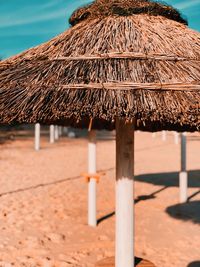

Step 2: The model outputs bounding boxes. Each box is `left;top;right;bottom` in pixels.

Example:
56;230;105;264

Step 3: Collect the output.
166;201;200;224
187;262;200;267
98;170;200;225
135;170;200;188
135;170;200;225
97;185;169;225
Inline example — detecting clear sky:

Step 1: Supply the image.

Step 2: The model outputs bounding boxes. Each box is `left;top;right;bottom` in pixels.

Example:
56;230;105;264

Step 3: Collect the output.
0;0;199;59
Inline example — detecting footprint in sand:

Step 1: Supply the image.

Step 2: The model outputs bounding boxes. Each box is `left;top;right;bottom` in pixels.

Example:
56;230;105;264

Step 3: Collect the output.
38;258;79;267
0;262;13;267
45;233;65;244
98;235;110;241
37;258;54;267
23;236;41;248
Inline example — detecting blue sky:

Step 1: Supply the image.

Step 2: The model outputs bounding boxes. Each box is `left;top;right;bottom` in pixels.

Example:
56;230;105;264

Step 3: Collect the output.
0;0;199;59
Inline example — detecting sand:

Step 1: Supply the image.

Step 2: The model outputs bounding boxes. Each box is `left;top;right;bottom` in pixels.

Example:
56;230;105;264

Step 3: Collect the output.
0;128;199;267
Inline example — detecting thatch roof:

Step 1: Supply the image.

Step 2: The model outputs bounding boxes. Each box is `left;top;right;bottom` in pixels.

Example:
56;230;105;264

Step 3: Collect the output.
0;0;200;131
69;0;188;26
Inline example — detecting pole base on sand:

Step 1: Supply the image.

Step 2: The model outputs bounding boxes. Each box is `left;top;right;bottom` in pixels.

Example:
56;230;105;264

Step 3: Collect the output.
96;257;155;267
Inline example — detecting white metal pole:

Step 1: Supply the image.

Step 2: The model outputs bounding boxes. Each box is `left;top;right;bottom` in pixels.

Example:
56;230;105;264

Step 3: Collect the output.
179;133;188;203
88;130;97;227
35;123;40;151
162;130;166;141
55;125;59;140
116;119;134;267
50;125;55;144
174;132;179;145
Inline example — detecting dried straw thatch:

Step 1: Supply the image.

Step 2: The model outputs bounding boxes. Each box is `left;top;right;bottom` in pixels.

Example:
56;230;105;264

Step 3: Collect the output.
69;0;188;26
0;0;200;131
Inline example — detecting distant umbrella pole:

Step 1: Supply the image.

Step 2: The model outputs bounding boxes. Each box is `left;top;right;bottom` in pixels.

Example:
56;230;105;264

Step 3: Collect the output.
58;126;62;137
88;130;97;227
174;132;179;145
179;133;188;203
34;123;40;151
50;125;55;144
162;130;166;141
152;132;156;138
55;125;59;140
116;119;134;267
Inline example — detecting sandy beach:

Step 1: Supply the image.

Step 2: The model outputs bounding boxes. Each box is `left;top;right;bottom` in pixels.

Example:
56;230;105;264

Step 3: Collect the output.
0;128;199;267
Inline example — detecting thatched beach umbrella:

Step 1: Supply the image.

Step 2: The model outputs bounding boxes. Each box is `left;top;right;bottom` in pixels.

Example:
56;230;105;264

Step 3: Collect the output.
0;0;200;266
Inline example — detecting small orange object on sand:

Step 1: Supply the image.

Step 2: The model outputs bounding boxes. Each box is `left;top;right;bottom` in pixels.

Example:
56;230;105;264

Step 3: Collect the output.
81;172;106;183
96;257;156;267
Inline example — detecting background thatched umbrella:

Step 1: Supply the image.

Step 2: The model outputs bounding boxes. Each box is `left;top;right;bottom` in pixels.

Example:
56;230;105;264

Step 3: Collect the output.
0;0;200;266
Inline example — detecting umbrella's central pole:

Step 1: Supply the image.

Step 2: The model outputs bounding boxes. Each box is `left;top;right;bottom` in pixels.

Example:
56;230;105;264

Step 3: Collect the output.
35;123;40;151
55;125;59;140
88;130;97;227
179;133;188;203
58;126;62;137
162;130;167;141
116;119;134;267
50;125;55;144
174;132;179;145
